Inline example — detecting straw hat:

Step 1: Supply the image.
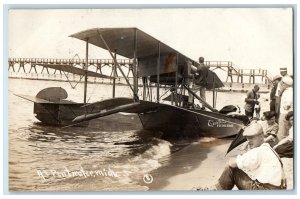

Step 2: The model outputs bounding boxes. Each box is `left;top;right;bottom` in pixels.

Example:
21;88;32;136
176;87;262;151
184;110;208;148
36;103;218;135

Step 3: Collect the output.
272;75;282;82
243;122;263;137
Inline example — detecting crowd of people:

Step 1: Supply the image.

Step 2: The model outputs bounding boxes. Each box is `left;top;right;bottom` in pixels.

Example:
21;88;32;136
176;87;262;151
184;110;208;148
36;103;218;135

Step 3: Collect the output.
242;67;294;158
201;67;294;191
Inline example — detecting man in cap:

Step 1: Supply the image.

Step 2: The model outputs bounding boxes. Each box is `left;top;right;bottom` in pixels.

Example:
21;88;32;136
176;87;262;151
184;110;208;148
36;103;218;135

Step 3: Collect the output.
270;75;282;112
213;122;286;190
244;84;260;119
277;76;293;141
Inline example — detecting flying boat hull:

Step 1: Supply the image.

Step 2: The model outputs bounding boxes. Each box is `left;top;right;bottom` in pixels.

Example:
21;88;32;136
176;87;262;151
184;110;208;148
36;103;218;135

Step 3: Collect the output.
138;105;244;139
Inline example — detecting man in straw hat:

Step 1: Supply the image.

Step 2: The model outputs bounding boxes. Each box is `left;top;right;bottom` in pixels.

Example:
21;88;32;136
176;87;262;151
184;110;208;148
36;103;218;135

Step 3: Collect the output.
213;122;286;190
274;67;288;121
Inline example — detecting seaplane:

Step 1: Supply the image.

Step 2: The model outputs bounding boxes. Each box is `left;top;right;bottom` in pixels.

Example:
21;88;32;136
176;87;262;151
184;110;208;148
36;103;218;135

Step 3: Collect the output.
16;28;249;139
68;27;249;138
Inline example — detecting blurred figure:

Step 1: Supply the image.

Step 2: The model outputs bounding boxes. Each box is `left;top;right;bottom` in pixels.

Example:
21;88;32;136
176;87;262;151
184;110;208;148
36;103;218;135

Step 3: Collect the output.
244;85;260;119
254;93;261;119
270;75;282;112
277;76;293;141
274;68;288;121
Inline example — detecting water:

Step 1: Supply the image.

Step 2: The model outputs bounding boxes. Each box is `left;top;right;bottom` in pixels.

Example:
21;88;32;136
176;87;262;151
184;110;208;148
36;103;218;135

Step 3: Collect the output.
8;78;270;191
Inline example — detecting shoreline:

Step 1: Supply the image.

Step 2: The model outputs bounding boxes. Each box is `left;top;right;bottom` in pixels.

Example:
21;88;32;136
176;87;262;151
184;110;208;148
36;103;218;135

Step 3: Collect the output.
147;139;293;191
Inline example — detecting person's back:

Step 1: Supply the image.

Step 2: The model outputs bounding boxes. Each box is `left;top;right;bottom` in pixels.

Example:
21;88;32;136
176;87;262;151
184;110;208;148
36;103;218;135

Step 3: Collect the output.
195;62;209;87
189;56;209;108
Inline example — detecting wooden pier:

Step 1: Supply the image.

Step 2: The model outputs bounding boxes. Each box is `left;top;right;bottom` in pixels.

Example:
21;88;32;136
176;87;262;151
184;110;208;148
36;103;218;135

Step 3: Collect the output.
8;58;273;89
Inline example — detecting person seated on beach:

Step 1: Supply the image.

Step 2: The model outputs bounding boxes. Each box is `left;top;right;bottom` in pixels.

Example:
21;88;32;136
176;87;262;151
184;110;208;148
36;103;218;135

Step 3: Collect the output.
273;111;293;158
212;122;286;190
257;111;279;147
244;85;260;119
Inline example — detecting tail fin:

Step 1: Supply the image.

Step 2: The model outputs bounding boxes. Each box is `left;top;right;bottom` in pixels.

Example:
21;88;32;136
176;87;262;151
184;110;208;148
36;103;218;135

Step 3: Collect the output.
36;87;68;102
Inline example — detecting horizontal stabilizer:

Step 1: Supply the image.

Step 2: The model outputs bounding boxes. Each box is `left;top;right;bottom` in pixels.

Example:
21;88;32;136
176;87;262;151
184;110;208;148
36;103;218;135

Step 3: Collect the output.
39;63;114;79
14;94;53;103
73;102;140;123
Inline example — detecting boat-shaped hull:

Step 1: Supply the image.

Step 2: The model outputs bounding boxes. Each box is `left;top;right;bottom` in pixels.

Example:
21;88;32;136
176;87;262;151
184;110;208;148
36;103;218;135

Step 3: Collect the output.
138;106;244;139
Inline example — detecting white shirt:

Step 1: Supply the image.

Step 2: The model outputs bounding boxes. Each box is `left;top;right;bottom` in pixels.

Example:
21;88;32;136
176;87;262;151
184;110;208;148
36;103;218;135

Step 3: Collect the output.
236;143;283;186
287;126;293;142
275;81;282;97
280;87;293;114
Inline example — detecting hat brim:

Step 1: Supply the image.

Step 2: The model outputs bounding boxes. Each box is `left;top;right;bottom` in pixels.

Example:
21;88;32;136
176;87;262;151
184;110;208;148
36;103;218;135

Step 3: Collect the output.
272;77;282;82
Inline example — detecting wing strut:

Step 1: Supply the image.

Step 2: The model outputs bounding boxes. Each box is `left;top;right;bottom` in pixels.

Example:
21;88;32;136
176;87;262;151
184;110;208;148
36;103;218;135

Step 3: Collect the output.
72;102;140;123
183;84;218;112
97;30;139;102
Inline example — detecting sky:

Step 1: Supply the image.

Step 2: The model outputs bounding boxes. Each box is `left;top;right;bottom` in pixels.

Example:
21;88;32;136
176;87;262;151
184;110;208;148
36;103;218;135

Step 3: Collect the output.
8;8;294;77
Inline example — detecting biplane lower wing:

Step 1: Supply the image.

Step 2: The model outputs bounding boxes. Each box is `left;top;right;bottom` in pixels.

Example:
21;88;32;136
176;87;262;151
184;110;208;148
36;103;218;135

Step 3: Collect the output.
72;97;167;123
72;97;244;138
38;64;114;79
81;97;168;113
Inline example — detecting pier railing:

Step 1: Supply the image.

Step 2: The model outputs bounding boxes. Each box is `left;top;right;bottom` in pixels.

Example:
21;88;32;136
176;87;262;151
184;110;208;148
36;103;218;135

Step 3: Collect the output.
8;58;273;85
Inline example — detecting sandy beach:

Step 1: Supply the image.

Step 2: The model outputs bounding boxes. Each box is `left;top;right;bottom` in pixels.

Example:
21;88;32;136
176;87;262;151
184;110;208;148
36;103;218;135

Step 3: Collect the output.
148;138;293;191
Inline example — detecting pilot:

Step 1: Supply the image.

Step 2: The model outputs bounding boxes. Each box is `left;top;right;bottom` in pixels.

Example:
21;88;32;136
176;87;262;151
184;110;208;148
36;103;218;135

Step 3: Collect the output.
188;56;209;109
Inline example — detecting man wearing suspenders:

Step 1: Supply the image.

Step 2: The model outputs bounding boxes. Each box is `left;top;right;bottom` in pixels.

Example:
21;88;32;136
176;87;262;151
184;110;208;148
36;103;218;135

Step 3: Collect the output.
215;122;286;190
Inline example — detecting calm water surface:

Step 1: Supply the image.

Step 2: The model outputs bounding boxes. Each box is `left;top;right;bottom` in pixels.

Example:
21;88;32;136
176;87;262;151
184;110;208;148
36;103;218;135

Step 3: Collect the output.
8;78;269;191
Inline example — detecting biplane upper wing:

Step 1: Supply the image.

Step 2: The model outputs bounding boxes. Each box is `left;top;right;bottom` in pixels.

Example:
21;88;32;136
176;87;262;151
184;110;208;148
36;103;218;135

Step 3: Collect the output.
70;28;196;77
38;63;114;79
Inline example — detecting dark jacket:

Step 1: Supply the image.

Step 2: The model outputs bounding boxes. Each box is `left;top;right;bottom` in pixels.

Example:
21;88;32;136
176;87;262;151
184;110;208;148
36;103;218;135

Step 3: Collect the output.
270;83;278;101
195;63;209;87
244;89;258;112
